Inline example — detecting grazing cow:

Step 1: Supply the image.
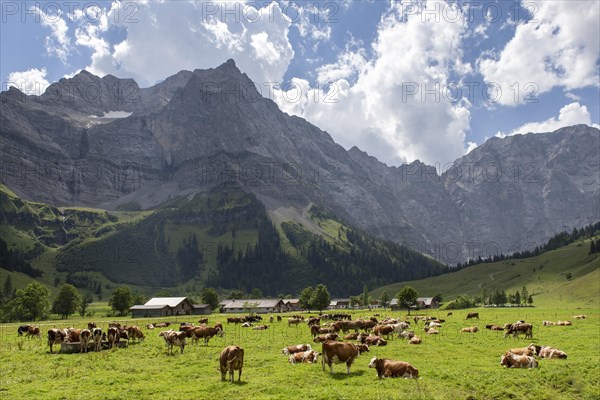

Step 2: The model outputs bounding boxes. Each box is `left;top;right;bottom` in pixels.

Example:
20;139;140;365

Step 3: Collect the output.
107;327;120;349
191;325;223;346
373;325;395;339
486;324;504;331
66;328;81;343
269;316;274;323
364;335;387;347
368;357;419;379
220;345;244;382
18;325;31;336
277;316;282;322
466;312;479;320
542;321;556;326
308;317;320;326
127;326;145;342
500;352;538;368
461;326;479;333
288;350;319;364
573;315;586;320
26;326;41;339
80;329;91;353
409;336;422;345
505;323;533;339
288;317;303;327
198;318;209;324
92;328;103;351
528;344;567;359
557;321;572;326
313;333;339;343
447;312;453;316
310;325;321;337
252;325;269;330
321;341;369;374
282;344;312;356
159;330;186;354
108;322;122;329
47;329;67;353
87;322;97;330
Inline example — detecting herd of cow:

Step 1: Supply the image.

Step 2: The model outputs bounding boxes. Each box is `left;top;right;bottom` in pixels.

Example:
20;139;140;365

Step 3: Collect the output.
16;311;585;381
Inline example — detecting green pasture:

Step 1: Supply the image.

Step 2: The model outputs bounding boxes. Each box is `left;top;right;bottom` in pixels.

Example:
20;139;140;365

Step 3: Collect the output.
1;307;598;400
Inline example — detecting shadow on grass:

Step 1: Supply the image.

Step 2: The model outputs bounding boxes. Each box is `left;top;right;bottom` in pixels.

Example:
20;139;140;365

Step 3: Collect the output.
222;380;248;386
328;370;366;380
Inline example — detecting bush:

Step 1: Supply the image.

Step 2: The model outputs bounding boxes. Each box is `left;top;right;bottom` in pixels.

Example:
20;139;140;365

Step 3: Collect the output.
445;295;477;310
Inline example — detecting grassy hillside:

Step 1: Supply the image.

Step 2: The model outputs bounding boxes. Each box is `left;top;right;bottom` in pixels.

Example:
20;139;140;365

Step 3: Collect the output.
372;238;600;308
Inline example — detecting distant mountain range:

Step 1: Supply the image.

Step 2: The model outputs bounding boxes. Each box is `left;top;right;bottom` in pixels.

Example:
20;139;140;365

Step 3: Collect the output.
1;59;599;271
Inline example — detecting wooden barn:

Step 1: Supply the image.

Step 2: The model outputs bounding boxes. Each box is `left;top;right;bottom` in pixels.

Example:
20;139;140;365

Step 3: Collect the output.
130;297;211;318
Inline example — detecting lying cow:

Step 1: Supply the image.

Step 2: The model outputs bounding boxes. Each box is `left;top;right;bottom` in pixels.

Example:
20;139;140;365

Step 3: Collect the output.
288;350;319;364
506;346;535;356
500;351;538;368
364;335;387;346
282;344;312;356
220;345;244;382
528;344;567;359
542;321;556;326
557;321;572;326
252;325;269;330
368;357;419;379
461;326;479;333
321;341;369;374
486;324;504;331
573;315;586;319
409;336;422;345
313;333;339;343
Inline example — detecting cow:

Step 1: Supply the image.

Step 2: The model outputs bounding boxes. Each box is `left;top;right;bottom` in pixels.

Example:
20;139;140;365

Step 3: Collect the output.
107;327;120;349
92;328;103;351
241;322;252;328
288;350;319;364
573;315;586;319
155;322;171;328
373;325;395;339
500;352;538;368
321;341;369;374
542;321;556;326
127;326;145;342
146;324;155;329
466;312;479;320
252;325;269;330
364;335;387;347
344;333;359;341
65;328;81;343
447;312;453;316
87;322;97;330
191;325;224;346
159;330;186;354
282;344;312;356
220;345;244;382
368;357;419;379
269;316;274;323
409;336;422;344
26;325;41;339
557;321;572;326
505;323;533;339
528;344;567;359
198;318;209;324
17;325;31;336
79;329;91;353
288;317;303;327
424;328;439;335
108;322;122;329
461;326;479;333
486;324;504;331
310;325;321;337
313;333;339;343
277;316;282;322
180;325;196;338
399;330;415;339
307;317;320;326
506;346;535;356
47;329;67;353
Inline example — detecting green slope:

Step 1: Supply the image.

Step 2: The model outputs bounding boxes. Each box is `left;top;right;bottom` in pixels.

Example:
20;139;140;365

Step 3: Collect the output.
372;238;600;308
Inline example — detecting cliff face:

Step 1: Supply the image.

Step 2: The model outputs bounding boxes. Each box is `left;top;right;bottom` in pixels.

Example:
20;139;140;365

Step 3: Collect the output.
1;60;598;263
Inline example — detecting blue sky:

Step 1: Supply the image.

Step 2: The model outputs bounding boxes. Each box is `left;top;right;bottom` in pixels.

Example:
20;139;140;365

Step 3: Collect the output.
1;0;599;166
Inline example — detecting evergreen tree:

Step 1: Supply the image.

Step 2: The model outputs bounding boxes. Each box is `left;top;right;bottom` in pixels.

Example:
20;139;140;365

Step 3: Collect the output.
521;286;529;305
362;284;370;308
2;275;13;301
514;290;521;306
79;294;93;317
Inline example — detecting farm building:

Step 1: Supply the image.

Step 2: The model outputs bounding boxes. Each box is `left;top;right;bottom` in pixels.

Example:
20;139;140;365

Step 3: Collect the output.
221;299;286;314
285;299;301;311
130;297;211;318
389;297;439;311
328;298;350;309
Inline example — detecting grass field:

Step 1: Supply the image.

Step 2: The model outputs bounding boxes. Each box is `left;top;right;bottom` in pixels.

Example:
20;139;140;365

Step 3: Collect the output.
1;307;598;400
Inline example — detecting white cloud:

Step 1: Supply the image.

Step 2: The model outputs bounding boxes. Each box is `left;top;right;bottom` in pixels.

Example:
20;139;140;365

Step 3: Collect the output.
479;1;600;106
496;102;600;137
250;32;280;64
32;6;72;64
275;0;473;166
7;68;50;95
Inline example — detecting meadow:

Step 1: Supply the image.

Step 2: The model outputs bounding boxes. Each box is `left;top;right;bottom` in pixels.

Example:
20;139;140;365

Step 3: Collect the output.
1;307;598;400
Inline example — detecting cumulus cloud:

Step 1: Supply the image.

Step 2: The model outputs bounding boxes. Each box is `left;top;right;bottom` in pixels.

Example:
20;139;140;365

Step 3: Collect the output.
479;1;600;106
31;6;72;64
275;0;473;166
6;68;50;95
496;102;600;137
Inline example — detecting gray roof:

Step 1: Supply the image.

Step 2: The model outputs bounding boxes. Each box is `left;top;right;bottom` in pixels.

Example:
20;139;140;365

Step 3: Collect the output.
193;304;211;309
130;305;168;310
417;297;435;305
144;297;188;307
222;299;283;309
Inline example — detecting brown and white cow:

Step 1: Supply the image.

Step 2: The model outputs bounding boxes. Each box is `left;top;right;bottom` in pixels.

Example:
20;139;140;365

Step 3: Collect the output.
462;326;479;333
79;329;91;353
424;328;439;335
288;350;319;364
409;336;422;345
282;344;312;355
26;325;41;339
505;323;533;339
466;312;479;320
220;345;244;382
66;328;81;343
252;325;269;330
344;333;359;341
500;352;538;368
542;321;556;326
198;318;209;324
528;344;567;359
313;333;339;343
107;327;120;349
87;322;97;330
47;329;68;353
288;317;303;327
368;357;419;379
557;321;572;326
127;326;145;342
486;324;504;331
159;330;186;354
321;341;369;374
573;315;586;320
92;328;103;351
373;325;395;339
18;325;31;336
506;346;535;356
191;325;223;346
364;335;387;347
